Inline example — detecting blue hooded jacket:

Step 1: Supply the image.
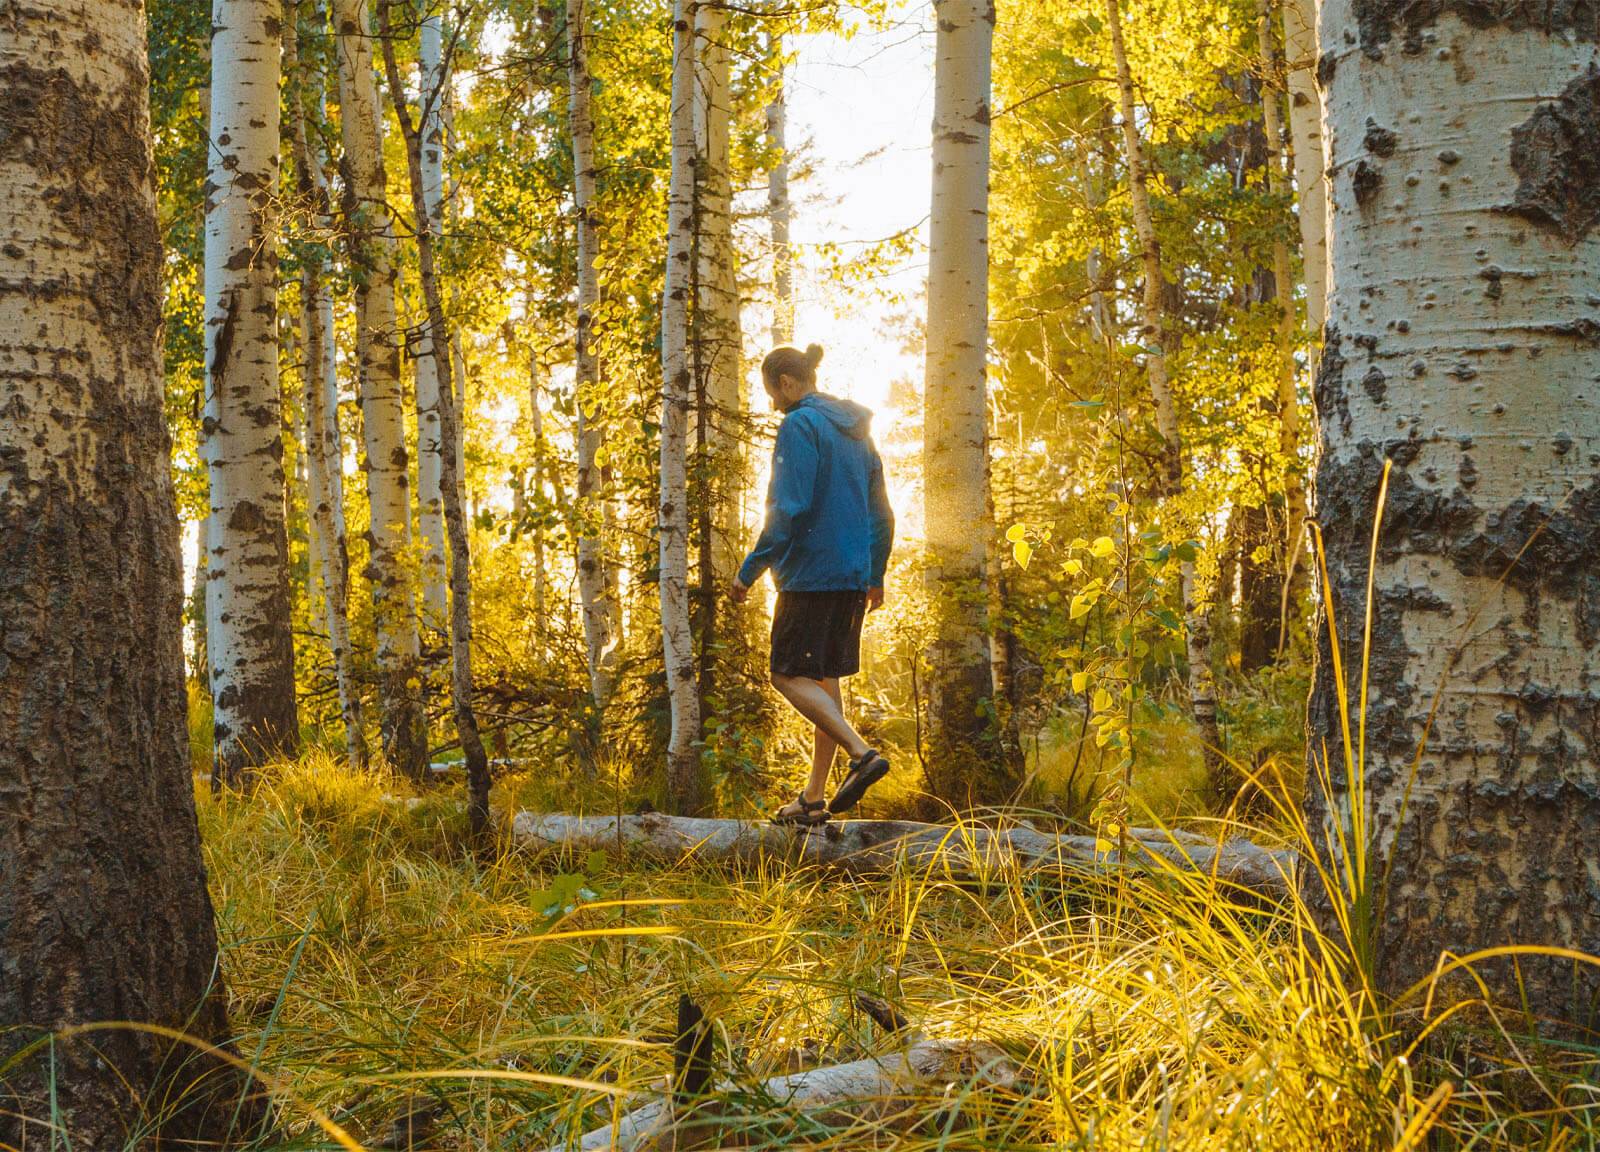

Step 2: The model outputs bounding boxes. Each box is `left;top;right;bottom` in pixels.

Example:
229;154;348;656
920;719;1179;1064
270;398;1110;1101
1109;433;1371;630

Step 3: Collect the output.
737;392;895;593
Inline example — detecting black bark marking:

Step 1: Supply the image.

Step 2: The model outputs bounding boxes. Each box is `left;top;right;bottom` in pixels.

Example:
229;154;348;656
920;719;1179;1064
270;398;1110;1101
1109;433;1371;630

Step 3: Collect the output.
1362;365;1389;402
1353;159;1384;205
1504;65;1600;245
1364;117;1399;156
1354;0;1600;54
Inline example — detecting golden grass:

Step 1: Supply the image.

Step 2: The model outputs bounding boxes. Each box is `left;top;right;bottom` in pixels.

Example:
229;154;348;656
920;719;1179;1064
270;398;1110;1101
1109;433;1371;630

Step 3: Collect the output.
182;753;1600;1149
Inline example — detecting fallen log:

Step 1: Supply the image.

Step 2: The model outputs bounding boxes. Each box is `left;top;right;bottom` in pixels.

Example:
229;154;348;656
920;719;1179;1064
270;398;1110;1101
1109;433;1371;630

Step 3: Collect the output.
545;1035;1019;1151
510;812;1295;897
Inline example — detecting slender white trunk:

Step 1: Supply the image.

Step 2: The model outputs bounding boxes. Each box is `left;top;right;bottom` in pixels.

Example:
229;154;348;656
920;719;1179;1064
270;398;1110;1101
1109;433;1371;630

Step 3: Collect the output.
287;2;366;767
413;11;449;632
923;0;1012;805
378;0;492;834
334;0;427;779
204;0;298;782
1258;0;1310;603
766;35;793;347
662;0;705;815
1309;0;1600;1024
528;351;548;647
694;2;747;584
1282;0;1326;340
1104;0;1224;786
568;0;615;705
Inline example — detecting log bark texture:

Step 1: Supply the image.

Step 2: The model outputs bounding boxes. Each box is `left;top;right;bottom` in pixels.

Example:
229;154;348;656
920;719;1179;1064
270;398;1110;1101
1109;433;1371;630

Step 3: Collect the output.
512;813;1295;895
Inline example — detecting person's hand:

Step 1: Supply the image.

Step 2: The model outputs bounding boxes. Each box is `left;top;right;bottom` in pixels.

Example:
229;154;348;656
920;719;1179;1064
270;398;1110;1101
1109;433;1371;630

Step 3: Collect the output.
866;586;884;612
729;576;750;605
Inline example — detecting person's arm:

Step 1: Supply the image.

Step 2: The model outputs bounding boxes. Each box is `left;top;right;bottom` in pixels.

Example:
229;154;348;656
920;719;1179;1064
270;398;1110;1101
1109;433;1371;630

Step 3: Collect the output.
867;444;894;589
737;416;820;589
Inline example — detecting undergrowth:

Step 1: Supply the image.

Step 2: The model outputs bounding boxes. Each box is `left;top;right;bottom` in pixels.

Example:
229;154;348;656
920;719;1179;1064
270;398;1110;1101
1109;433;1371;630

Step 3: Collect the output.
169;754;1600;1149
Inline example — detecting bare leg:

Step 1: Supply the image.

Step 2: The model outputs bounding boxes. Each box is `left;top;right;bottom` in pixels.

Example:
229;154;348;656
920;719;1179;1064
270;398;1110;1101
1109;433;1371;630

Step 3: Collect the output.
773;673;869;814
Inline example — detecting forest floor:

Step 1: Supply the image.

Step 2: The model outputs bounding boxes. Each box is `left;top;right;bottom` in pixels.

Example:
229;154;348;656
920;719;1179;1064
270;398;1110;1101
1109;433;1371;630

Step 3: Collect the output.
199;757;1600;1150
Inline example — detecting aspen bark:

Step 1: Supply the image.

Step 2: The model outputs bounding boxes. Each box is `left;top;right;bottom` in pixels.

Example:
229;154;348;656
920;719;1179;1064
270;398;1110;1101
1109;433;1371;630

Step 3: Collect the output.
1104;0;1225;789
528;350;548;646
767;35;793;347
1282;0;1326;340
203;0;298;782
0;0;259;1134
1258;0;1310;627
413;9;449;632
568;0;616;705
379;0;492;834
662;0;706;815
923;0;1016;805
287;0;366;766
334;0;428;779
1309;0;1600;1026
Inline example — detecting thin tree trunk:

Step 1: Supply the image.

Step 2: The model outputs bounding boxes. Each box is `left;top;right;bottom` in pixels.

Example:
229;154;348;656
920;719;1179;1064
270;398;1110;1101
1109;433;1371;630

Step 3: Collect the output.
413;8;449;633
203;0;298;785
568;0;616;706
923;0;1015;807
334;0;428;780
1282;0;1325;341
1104;0;1225;789
379;0;492;835
287;0;366;766
0;0;261;1133
1309;0;1600;1027
766;33;793;347
662;0;706;815
528;351;549;648
1257;0;1310;641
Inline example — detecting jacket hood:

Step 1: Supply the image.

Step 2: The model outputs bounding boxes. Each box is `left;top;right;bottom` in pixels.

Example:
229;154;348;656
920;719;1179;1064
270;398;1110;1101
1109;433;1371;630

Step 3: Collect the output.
794;392;873;440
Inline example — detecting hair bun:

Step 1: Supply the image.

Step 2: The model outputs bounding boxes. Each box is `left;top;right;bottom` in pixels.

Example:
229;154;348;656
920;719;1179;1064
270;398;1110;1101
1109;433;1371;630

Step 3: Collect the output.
803;343;824;368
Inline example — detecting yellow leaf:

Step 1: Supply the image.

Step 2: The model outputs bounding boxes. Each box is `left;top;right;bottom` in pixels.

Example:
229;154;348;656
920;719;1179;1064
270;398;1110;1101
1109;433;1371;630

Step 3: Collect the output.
1094;838;1114;855
1090;536;1115;559
1070;595;1091;620
1092;687;1113;713
1013;539;1033;569
1071;670;1089;694
1005;523;1028;543
1064;558;1082;577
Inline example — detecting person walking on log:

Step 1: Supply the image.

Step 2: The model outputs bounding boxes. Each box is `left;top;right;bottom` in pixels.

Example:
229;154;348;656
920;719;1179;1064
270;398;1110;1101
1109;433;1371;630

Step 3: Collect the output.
731;343;895;825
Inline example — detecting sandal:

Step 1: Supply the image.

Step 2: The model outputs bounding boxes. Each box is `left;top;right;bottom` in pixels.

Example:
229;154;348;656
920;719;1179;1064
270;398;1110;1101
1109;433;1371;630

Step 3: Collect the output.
772;793;830;827
829;750;889;815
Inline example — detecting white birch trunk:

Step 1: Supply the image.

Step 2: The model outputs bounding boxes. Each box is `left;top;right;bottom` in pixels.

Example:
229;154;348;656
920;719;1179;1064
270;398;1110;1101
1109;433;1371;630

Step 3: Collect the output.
527;351;548;648
334;0;427;779
287;3;366;767
568;0;615;706
922;0;1013;804
661;0;705;815
694;1;747;580
204;0;298;782
1309;0;1600;1024
767;36;793;346
413;11;449;633
1258;0;1310;609
1104;0;1224;787
1282;0;1326;340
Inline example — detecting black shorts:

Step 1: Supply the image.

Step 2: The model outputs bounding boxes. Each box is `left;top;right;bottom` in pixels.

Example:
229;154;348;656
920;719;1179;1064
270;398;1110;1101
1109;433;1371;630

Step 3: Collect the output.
770;590;867;680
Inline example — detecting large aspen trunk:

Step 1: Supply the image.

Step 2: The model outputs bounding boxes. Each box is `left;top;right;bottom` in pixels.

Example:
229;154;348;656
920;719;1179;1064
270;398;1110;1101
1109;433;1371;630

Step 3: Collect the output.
1309;0;1600;1025
662;0;706;815
413;9;449;633
766;35;793;347
203;0;298;783
334;0;428;779
1104;0;1226;791
287;0;366;767
568;0;616;706
923;0;1017;806
379;0;493;835
1282;0;1325;340
0;0;259;1136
